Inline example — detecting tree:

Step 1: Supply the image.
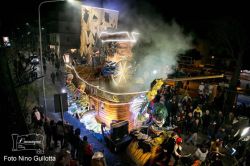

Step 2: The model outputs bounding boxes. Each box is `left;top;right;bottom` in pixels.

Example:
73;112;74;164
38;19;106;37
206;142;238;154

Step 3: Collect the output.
0;48;30;154
12;51;43;88
193;17;250;112
6;49;42;111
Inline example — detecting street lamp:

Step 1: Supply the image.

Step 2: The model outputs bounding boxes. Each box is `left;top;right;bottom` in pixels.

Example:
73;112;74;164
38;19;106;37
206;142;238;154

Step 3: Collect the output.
38;0;75;117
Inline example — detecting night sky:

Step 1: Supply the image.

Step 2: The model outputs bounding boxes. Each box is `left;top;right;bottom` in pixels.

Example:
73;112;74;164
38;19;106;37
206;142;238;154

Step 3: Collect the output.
1;0;248;34
0;0;43;36
0;0;248;37
1;0;250;70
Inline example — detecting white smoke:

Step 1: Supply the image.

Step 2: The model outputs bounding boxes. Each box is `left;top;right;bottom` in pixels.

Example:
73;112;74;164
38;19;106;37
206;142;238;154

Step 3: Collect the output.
103;0;193;90
133;19;192;89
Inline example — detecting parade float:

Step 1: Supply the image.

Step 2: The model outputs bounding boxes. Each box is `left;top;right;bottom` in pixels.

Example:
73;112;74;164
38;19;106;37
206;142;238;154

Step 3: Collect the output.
63;5;225;165
125;79;176;166
64;5;145;139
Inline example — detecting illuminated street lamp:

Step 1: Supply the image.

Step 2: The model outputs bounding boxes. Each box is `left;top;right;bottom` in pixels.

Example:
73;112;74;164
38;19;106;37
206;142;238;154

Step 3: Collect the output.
38;0;75;117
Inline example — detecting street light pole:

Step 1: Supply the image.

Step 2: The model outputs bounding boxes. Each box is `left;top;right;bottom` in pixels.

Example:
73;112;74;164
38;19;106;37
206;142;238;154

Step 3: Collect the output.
38;0;65;118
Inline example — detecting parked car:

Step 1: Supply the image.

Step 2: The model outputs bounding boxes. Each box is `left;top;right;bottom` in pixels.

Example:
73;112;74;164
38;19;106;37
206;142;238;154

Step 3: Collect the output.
30;55;40;65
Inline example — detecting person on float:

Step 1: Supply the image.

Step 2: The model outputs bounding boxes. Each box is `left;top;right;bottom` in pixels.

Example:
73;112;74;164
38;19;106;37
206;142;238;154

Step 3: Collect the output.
145;94;161;125
148;102;168;137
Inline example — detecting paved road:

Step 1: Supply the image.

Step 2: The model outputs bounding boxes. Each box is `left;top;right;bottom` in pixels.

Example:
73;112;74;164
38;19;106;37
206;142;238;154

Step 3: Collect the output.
38;61;136;166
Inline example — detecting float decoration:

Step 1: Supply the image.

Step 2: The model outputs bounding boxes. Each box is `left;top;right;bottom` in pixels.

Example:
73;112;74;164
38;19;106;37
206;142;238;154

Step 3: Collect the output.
146;79;164;101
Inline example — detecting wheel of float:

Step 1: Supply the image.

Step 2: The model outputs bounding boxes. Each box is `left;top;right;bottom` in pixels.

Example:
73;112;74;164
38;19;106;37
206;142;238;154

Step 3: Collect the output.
111;59;134;86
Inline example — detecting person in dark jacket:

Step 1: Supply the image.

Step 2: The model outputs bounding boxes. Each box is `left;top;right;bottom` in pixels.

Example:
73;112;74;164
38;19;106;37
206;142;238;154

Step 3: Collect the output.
164;132;177;165
50;120;58;148
186;118;200;146
71;128;81;160
215;111;224;132
82;136;93;166
202;110;212;134
44;119;52;150
43;64;47;74
51;72;56;84
56;121;64;149
184;112;194;135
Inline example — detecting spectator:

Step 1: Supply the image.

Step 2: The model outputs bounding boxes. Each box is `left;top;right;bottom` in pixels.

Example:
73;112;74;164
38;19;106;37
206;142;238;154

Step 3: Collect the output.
215;111;224;132
44;119;52;150
164;132;177;165
215;127;227;142
56;121;65;149
224;112;234;127
31;107;43;128
186;118;200;146
173;137;183;166
198;82;205;95
193;106;203;118
184;112;193;135
210;138;225;155
71;128;82;160
193;144;208;163
51;72;56;84
63;124;74;149
82;136;93;166
202;110;212;133
43;64;47;74
174;116;184;135
207;121;217;140
55;59;60;70
51;120;58;148
42;56;46;65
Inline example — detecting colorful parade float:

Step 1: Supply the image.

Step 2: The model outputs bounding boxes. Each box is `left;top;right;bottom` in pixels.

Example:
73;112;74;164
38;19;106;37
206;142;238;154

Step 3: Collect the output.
64;5;225;166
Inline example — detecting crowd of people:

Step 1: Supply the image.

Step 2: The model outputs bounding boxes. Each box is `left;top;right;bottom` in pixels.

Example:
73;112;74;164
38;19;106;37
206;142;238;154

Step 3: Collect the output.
26;50;98;166
145;81;249;165
24;49;249;166
42;51;63;84
30;106;94;166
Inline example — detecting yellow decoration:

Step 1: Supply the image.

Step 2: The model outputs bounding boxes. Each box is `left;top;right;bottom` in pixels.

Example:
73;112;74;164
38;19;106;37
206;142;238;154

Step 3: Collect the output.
140;153;151;166
146;79;164;101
